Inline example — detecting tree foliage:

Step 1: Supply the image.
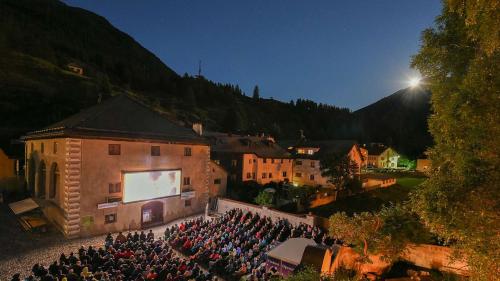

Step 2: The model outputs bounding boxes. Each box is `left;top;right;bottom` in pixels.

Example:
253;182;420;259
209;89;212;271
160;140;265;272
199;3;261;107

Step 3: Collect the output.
329;204;431;262
320;154;360;194
252;85;260;99
254;190;274;207
411;1;500;279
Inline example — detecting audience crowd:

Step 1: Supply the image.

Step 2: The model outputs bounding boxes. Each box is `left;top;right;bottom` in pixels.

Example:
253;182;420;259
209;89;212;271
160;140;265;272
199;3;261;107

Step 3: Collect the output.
165;209;332;280
12;209;331;281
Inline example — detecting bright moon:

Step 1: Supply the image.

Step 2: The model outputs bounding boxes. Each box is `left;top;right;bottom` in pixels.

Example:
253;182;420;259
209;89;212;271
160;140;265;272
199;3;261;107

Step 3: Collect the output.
409;77;420;87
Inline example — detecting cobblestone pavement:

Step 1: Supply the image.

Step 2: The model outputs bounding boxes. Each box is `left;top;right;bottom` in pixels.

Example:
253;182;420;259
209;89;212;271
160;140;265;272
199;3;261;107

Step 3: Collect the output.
0;204;204;280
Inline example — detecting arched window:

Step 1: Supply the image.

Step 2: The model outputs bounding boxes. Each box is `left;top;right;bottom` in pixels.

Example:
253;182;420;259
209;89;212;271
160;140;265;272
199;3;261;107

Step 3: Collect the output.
37;161;46;198
49;163;59;199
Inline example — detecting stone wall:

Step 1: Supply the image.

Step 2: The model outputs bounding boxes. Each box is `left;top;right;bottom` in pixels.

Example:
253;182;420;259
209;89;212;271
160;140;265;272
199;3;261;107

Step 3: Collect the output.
216;198;316;226
402;244;469;276
329;244;469;277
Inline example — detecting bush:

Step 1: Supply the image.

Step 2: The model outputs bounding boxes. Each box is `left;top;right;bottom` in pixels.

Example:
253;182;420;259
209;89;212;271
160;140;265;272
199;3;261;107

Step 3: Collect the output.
255;190;274;207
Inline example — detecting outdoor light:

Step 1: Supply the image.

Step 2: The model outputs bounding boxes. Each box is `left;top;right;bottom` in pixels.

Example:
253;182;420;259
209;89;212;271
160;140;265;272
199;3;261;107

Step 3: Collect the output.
408;77;421;88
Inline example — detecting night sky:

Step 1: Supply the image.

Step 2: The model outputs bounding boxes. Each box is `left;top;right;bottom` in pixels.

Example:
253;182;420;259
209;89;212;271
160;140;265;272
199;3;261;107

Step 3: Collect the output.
63;0;441;110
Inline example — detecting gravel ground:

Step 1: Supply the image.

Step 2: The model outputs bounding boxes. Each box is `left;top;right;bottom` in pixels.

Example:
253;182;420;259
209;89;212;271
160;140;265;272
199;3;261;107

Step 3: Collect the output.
0;204;205;280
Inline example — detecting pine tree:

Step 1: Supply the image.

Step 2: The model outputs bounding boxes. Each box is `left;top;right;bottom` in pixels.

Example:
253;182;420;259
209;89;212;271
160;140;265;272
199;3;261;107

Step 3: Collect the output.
411;1;500;279
252;85;260;99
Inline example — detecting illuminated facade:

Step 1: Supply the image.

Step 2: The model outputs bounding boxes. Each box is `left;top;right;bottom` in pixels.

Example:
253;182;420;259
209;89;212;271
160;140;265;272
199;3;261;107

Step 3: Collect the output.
365;143;400;168
0;147;17;180
23;95;223;237
207;133;292;185
287;140;366;188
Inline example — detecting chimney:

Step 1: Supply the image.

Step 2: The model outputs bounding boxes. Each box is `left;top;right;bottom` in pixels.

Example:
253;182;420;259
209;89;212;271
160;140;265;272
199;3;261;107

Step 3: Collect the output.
192;123;203;136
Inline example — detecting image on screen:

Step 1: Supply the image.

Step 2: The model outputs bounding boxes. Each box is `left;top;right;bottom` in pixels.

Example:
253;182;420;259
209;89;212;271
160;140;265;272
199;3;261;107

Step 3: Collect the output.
123;170;181;203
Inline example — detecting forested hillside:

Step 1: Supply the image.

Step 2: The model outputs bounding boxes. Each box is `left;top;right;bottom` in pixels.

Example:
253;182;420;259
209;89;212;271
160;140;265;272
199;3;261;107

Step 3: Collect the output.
0;0;431;157
352;87;432;157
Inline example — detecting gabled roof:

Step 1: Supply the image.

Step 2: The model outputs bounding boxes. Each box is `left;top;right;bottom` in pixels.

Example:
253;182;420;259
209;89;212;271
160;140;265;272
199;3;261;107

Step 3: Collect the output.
206;132;291;158
285;138;358;159
365;143;391;156
22;95;206;145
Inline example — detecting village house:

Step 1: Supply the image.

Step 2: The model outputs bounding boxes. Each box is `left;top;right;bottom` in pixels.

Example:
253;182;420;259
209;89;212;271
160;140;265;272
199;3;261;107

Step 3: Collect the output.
22;95;226;237
66;63;84;75
416;158;432;173
206;133;292;185
285;139;366;188
365;143;400;169
0;147;17;180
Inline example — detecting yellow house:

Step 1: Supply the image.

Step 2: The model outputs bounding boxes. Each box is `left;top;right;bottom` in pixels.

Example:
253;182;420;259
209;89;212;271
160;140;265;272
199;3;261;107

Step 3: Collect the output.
285;140;366;188
22;95;225;237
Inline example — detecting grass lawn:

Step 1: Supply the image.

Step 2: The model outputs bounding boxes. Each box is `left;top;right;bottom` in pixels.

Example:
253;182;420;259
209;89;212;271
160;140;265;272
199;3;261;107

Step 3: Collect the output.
311;177;426;218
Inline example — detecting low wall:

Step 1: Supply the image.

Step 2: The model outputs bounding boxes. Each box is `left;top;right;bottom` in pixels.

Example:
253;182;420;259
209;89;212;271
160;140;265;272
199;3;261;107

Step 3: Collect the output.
402;244;469;276
216;198;316;226
329;244;469;277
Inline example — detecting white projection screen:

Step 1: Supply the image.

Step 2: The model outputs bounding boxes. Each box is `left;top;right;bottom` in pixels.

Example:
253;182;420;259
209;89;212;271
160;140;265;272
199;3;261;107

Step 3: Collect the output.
123;170;181;203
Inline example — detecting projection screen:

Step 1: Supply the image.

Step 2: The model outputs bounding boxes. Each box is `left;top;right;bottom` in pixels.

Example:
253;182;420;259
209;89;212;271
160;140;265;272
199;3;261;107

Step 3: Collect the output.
123;170;181;203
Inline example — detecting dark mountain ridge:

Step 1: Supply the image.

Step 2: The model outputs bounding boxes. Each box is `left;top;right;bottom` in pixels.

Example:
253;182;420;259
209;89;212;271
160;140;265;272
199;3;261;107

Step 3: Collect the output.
0;0;432;158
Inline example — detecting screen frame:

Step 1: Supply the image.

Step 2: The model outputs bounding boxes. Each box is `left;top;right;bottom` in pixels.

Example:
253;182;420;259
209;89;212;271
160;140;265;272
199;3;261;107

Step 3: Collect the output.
121;168;183;204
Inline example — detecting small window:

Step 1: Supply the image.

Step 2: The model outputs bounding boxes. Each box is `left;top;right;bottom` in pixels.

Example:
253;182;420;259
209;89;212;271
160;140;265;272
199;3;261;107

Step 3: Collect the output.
214;178;221;184
310;161;315;168
268;173;273;178
296;160;302;165
109;183;121;193
309;174;315;180
231;160;238;167
105;214;117;224
108;144;121;155
281;159;284;164
282;171;287;177
183;177;191;185
295;172;302;177
263;158;267;163
41;143;45;154
262;173;267;179
253;159;257;163
151;146;160;156
53;142;58;154
185;199;192;207
184;147;192;156
246;173;252;179
271;159;275;164
252;172;256;179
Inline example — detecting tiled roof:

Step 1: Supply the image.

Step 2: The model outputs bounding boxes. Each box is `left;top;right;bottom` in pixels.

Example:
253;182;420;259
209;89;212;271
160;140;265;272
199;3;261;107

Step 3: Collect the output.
206;132;291;158
365;143;390;155
22;95;206;144
285;138;358;159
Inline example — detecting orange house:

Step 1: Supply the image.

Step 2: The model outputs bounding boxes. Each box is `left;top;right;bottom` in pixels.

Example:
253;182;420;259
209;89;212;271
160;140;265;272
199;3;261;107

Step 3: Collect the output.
207;133;293;185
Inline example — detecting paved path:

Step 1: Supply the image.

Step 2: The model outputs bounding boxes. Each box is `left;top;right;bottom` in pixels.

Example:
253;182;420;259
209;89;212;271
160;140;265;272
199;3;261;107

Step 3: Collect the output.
0;209;205;280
